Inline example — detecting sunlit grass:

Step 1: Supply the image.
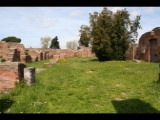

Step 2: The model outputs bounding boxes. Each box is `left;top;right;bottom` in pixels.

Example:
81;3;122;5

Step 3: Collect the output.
0;57;160;113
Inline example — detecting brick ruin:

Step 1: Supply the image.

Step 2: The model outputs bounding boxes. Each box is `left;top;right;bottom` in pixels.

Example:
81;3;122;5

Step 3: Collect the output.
126;27;160;62
1;28;160;92
125;43;139;60
0;62;26;91
136;28;160;62
0;42;95;92
0;41;26;62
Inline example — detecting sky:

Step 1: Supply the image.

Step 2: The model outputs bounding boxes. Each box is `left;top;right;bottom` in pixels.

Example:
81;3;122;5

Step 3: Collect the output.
0;7;160;49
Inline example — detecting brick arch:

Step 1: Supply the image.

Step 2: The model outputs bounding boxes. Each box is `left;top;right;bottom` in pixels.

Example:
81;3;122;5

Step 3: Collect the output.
137;29;160;62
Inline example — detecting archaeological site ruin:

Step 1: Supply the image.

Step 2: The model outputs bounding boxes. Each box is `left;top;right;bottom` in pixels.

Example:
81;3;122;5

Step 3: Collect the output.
1;27;160;92
126;27;160;62
0;42;95;92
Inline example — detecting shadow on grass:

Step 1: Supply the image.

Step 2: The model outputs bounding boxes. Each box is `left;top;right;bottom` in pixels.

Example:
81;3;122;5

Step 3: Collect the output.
0;98;14;113
111;98;160;113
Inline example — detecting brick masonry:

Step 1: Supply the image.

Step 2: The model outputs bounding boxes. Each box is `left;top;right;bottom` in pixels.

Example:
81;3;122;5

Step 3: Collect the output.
125;43;139;60
0;42;95;92
2;30;160;92
0;62;26;92
137;28;160;62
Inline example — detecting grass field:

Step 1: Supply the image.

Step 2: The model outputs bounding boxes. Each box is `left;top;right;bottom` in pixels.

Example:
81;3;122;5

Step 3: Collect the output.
0;57;160;113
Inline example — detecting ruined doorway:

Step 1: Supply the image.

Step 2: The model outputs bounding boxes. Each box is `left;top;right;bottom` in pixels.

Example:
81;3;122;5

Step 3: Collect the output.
150;39;158;62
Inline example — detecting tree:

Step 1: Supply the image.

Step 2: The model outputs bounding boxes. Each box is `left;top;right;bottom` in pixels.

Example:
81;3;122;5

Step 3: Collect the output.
89;7;141;61
78;25;90;47
50;36;60;49
66;40;78;50
40;36;51;48
111;8;141;60
90;8;113;61
1;36;21;43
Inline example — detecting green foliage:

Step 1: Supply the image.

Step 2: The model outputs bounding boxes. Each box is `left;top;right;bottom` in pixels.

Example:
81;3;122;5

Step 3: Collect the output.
1;36;21;43
50;36;60;49
83;7;141;61
66;40;78;50
78;25;91;47
90;8;114;61
25;51;29;55
0;58;160;113
0;59;6;62
40;36;51;48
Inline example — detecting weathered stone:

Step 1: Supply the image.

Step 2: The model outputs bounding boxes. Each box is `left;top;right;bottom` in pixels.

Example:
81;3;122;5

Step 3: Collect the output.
44;63;51;67
0;41;25;62
36;68;46;73
42;52;46;60
31;56;38;62
125;44;139;60
21;55;32;63
136;28;160;62
53;55;59;60
59;53;66;60
24;67;35;86
50;58;58;64
0;62;26;91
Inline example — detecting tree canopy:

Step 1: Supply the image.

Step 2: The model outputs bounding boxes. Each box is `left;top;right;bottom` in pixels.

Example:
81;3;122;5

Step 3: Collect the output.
40;36;51;48
50;36;60;49
66;40;78;50
78;25;90;47
1;36;21;43
87;7;141;61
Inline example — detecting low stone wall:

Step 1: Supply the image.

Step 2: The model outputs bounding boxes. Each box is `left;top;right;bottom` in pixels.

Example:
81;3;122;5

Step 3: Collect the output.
25;47;95;61
0;46;95;92
0;41;25;62
24;67;35;86
0;62;26;91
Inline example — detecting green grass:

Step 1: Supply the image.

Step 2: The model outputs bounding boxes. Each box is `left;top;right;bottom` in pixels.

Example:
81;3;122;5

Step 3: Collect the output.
0;57;160;113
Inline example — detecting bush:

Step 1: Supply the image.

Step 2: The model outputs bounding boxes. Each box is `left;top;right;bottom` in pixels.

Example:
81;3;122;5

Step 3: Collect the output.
25;51;29;55
1;59;6;62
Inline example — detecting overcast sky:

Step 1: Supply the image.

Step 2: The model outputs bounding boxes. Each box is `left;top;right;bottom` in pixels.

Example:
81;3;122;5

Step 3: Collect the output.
0;7;159;49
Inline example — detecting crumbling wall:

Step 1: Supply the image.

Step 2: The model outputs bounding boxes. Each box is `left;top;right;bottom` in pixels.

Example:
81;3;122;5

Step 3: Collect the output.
0;41;25;62
0;62;26;91
125;44;139;60
25;48;55;61
137;29;160;62
77;46;95;57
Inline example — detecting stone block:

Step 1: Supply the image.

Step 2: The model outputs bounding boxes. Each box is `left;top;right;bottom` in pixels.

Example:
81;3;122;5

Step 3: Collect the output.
24;67;35;86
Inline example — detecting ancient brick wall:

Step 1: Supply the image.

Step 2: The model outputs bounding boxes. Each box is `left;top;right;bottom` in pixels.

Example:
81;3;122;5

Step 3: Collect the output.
125;44;139;60
24;47;95;61
5;42;25;56
137;28;160;62
25;48;55;61
0;42;13;61
0;41;25;62
0;62;26;91
78;46;95;57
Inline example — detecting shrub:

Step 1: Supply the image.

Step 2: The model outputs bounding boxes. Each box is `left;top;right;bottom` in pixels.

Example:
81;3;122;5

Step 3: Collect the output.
1;59;6;62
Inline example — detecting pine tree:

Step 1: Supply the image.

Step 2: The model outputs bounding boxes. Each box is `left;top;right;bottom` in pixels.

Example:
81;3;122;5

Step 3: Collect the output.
111;9;141;60
1;36;21;43
50;36;60;49
89;7;141;61
78;25;90;47
90;8;113;61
